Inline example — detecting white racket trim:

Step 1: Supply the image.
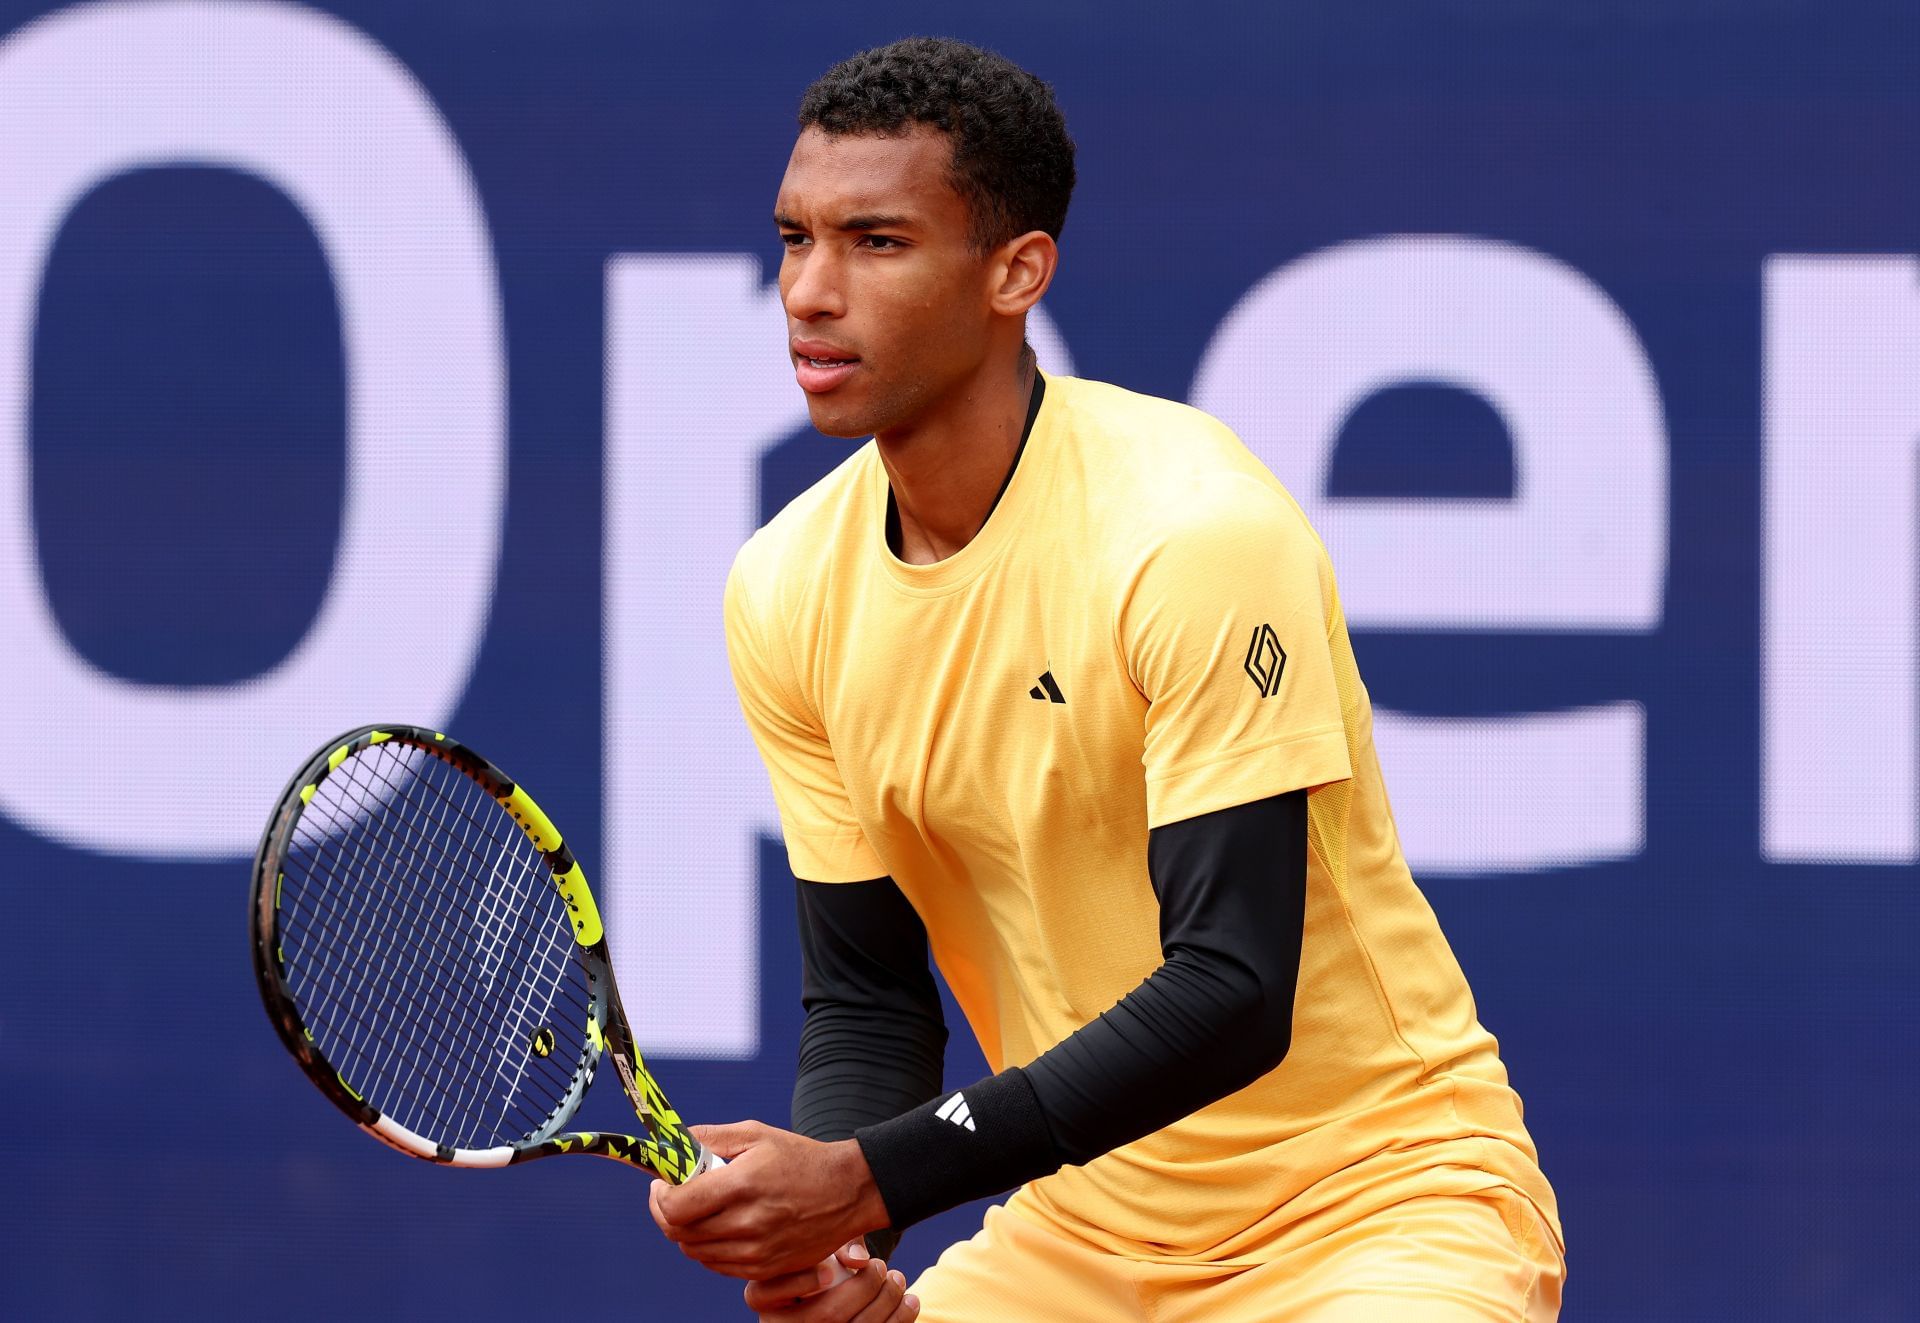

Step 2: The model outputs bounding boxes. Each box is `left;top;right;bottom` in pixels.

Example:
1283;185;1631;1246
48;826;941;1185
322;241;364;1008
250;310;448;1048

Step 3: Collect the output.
370;1113;515;1167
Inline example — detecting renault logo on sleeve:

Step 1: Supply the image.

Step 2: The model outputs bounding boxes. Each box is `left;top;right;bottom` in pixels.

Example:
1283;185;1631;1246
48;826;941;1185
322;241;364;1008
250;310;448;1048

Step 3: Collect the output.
1244;624;1286;697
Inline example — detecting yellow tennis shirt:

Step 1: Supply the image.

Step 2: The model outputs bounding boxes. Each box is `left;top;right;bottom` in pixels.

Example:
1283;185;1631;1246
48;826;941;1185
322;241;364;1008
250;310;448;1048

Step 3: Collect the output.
725;373;1562;1262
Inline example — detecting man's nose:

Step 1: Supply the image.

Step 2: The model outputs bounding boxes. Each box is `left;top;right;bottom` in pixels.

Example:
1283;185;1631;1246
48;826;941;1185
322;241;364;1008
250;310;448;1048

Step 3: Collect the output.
783;245;846;321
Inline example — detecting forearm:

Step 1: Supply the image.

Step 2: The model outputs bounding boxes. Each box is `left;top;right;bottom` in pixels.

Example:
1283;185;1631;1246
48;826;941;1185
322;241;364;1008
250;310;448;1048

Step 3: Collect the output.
791;1003;946;1262
791;874;949;1258
1026;788;1307;1161
855;790;1309;1230
852;960;1291;1229
792;1001;947;1143
1022;942;1291;1165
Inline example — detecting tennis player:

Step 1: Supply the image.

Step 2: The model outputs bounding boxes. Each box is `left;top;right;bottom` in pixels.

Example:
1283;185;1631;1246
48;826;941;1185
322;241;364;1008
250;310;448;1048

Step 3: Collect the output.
649;36;1565;1323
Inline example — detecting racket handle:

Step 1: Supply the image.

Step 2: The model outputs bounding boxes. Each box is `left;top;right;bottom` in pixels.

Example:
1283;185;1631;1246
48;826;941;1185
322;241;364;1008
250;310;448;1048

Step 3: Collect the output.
689;1149;854;1291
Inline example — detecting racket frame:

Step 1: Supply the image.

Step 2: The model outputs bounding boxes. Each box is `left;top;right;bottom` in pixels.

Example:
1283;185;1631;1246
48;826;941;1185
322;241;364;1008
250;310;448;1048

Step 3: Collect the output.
250;724;716;1182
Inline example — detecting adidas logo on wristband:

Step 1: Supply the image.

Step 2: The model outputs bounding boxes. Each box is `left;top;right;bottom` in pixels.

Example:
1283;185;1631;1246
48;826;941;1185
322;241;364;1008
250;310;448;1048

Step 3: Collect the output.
934;1091;976;1132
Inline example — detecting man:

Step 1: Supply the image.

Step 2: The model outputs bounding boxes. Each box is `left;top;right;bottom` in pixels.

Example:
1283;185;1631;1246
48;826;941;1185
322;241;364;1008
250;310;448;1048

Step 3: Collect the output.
650;36;1565;1323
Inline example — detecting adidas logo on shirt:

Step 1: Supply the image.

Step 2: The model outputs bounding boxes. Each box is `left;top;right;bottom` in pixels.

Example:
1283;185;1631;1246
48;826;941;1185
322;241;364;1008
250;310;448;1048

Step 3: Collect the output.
1028;670;1065;704
935;1091;976;1132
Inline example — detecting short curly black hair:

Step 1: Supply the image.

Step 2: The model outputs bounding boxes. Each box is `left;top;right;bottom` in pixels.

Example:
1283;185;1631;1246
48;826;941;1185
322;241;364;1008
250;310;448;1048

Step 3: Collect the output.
798;37;1076;254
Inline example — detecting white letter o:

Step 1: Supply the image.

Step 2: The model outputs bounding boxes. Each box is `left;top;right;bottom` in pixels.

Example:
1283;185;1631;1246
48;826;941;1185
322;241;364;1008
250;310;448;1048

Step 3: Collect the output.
0;2;504;858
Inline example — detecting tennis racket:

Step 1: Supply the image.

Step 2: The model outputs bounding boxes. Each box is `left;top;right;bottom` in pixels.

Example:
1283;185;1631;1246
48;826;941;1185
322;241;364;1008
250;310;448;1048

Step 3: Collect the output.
249;723;719;1181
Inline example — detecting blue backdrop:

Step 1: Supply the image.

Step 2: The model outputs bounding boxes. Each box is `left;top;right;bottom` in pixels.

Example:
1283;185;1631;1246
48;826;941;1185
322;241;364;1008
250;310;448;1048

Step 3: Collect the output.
1;2;1916;1319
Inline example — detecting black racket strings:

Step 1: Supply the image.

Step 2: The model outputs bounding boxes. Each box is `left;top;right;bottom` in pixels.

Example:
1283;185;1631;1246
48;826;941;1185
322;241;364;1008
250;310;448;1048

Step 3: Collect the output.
274;742;593;1150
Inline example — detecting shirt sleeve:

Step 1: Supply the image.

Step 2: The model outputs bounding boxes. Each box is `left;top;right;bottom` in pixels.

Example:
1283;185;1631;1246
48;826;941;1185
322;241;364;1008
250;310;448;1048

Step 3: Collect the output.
724;553;885;883
1119;472;1352;828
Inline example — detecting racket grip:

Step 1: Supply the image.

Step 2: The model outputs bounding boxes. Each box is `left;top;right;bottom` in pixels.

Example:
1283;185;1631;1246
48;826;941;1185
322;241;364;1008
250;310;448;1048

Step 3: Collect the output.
689;1150;853;1291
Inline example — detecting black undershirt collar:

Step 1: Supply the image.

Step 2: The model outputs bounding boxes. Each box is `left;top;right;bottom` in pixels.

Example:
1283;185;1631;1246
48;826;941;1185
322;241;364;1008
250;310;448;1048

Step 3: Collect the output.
885;371;1047;557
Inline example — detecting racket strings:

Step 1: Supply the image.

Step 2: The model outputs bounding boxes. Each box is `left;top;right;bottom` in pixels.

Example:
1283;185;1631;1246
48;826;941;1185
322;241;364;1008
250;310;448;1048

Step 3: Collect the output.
282;758;536;1145
294;764;485;1119
284;750;588;1146
324;750;589;1143
275;742;593;1150
372;761;597;1137
287;756;511;1124
311;762;555;1142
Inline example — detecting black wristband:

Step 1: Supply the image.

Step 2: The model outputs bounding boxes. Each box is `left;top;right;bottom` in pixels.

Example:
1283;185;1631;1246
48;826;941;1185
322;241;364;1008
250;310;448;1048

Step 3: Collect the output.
853;1066;1058;1231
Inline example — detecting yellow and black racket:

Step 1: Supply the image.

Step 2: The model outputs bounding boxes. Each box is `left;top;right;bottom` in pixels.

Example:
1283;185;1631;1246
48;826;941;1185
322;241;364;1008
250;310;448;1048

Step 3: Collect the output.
250;725;718;1182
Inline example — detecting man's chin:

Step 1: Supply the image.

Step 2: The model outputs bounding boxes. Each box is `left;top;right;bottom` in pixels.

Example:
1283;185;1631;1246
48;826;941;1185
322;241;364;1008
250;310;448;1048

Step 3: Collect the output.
804;399;880;440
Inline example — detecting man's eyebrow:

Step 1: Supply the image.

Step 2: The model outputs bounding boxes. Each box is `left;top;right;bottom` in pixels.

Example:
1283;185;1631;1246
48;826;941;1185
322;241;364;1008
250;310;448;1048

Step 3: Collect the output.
839;213;912;231
773;211;914;232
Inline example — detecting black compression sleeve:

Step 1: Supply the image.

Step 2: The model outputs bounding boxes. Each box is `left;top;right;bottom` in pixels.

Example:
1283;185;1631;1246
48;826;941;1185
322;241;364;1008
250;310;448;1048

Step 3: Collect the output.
790;876;948;1259
1026;789;1308;1161
854;790;1309;1230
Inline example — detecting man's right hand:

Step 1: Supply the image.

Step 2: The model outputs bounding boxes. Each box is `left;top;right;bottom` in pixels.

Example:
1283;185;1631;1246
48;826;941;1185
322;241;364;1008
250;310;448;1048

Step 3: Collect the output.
743;1241;920;1322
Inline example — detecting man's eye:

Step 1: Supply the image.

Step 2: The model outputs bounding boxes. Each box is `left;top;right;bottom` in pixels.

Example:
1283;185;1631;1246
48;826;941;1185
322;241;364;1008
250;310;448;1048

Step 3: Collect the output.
861;235;902;250
780;233;808;249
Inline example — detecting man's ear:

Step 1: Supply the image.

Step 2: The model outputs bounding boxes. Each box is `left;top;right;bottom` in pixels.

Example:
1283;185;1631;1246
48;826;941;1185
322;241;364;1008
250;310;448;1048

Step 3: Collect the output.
988;230;1058;317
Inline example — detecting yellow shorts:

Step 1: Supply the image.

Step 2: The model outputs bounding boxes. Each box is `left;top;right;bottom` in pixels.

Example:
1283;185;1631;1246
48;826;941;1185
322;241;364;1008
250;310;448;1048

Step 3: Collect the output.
911;1188;1563;1323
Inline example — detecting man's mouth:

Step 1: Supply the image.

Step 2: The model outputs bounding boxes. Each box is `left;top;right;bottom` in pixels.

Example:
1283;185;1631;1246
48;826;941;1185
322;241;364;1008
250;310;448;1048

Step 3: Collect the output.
794;350;861;394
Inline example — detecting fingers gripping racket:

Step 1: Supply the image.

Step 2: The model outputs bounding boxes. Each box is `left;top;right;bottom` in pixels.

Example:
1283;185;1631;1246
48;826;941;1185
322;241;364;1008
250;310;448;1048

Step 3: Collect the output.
250;725;720;1182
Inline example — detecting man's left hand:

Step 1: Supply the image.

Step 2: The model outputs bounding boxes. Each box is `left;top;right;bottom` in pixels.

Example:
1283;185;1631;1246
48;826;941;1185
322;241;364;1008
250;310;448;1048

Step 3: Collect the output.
745;1241;919;1322
649;1121;891;1280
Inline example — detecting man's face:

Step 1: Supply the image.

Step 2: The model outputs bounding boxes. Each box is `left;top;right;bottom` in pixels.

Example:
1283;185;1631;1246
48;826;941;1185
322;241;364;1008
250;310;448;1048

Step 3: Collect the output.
775;125;993;438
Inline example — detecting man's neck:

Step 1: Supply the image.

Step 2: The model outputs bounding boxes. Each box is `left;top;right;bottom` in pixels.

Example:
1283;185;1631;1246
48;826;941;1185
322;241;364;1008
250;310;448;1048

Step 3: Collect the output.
878;354;1039;566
